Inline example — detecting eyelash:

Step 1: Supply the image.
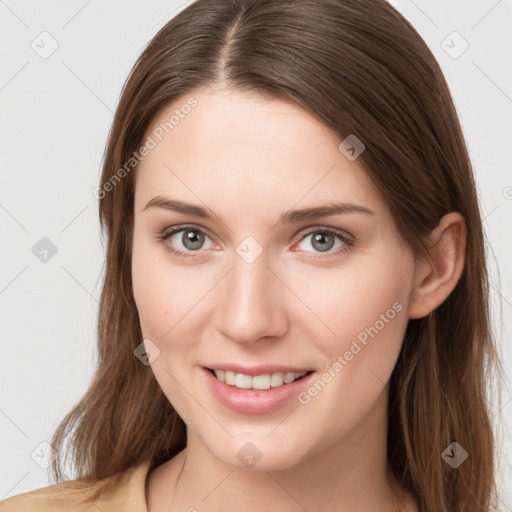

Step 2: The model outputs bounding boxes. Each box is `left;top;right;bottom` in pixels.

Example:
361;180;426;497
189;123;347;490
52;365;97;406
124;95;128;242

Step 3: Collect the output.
156;224;355;260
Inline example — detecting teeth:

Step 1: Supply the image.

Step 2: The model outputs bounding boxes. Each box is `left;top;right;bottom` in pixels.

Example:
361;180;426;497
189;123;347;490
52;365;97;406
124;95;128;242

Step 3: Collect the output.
213;369;308;390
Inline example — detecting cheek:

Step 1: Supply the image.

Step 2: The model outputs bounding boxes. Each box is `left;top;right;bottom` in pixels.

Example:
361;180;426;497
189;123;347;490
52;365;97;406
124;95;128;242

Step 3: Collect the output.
131;237;211;351
132;234;177;340
300;252;412;413
131;241;203;409
298;251;412;408
133;271;189;344
300;257;410;354
132;256;167;338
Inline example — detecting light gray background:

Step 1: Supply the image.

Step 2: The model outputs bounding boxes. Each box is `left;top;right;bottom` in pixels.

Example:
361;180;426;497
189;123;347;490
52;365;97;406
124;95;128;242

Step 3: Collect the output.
1;0;511;504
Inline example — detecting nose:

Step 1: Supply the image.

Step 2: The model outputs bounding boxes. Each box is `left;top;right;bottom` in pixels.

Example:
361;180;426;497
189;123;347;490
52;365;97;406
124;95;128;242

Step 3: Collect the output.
214;250;288;346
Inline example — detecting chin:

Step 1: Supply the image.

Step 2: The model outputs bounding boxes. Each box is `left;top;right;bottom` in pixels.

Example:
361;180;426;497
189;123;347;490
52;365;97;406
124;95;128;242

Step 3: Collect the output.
207;435;311;472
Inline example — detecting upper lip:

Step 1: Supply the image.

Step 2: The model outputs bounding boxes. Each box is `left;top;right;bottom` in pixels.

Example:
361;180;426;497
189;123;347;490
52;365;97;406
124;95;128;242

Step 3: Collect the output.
204;364;313;376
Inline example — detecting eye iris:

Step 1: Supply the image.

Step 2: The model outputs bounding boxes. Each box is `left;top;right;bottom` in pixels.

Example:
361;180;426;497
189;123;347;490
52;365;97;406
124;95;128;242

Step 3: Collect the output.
183;230;204;250
312;232;335;252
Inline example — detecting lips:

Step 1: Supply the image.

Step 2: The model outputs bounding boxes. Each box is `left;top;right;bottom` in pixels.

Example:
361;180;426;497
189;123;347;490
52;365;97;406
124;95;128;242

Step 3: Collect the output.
202;366;316;415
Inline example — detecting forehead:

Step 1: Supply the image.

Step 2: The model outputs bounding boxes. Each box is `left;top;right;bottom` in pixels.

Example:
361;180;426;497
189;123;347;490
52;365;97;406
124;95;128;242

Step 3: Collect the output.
134;88;387;219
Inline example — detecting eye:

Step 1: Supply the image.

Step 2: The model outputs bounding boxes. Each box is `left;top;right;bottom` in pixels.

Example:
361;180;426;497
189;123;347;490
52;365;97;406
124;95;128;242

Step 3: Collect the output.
294;228;354;258
156;225;354;260
157;225;215;258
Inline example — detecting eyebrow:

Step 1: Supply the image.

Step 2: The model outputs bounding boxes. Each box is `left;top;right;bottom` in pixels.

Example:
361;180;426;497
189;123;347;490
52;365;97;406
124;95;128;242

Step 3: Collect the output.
142;196;375;224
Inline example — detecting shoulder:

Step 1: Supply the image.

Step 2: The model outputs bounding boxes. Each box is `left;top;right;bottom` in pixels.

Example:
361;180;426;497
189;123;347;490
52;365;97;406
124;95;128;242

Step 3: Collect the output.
0;478;89;512
0;459;153;512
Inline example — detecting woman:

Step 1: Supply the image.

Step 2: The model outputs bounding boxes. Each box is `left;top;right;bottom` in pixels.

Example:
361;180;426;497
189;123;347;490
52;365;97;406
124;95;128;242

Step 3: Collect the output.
0;0;503;510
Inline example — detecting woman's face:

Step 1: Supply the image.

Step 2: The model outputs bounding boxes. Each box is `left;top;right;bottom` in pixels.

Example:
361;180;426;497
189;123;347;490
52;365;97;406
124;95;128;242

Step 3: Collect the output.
131;87;419;470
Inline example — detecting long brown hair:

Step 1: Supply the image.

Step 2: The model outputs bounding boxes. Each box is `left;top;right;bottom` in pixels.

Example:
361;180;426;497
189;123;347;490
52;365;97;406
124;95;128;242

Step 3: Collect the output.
49;0;504;509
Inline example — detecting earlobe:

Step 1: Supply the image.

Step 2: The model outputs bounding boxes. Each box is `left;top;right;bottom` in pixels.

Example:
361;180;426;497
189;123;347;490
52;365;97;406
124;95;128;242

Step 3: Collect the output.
408;212;467;319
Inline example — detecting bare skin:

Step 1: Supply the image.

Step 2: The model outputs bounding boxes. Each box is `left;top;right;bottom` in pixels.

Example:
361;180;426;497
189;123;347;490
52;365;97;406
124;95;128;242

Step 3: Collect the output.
131;87;466;512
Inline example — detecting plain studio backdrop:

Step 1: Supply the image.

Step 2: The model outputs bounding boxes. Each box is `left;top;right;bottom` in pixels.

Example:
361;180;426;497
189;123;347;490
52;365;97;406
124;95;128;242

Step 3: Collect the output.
1;0;511;504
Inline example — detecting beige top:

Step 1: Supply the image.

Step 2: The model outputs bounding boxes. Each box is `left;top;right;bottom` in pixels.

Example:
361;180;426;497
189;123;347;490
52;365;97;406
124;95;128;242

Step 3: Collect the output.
0;459;153;512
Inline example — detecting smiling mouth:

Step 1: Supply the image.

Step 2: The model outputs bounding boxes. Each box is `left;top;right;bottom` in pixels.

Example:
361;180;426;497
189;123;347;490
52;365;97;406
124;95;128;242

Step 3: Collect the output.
206;368;314;390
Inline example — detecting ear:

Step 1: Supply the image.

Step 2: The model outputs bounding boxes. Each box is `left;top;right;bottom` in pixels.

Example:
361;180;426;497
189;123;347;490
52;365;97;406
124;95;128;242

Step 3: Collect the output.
408;212;467;319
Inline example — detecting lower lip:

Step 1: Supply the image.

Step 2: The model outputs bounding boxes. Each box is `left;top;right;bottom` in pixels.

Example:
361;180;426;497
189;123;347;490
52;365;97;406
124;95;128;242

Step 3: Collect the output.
202;367;316;415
